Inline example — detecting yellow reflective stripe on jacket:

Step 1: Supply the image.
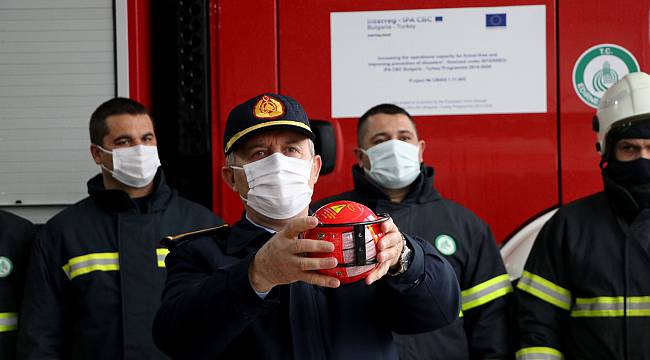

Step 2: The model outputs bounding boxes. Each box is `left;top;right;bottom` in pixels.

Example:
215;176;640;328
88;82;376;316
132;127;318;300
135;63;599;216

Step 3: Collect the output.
62;252;119;280
571;296;650;317
0;312;18;332
157;248;170;267
516;347;563;360
461;274;513;311
517;271;571;310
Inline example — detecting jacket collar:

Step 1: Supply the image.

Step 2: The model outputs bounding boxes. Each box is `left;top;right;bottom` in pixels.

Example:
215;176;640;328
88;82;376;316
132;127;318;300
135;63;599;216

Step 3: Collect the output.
351;164;440;205
88;169;174;214
224;216;273;254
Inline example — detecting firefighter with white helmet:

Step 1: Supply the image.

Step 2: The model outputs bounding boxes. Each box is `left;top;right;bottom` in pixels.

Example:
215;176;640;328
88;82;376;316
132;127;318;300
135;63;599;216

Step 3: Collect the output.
594;71;650;156
516;71;650;359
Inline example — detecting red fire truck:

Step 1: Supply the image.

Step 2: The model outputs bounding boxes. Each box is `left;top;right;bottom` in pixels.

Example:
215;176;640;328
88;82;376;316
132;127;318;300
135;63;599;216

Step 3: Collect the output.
2;0;648;276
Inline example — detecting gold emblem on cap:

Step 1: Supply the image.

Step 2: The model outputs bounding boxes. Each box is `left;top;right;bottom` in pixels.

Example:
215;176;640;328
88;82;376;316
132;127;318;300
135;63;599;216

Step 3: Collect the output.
254;95;285;119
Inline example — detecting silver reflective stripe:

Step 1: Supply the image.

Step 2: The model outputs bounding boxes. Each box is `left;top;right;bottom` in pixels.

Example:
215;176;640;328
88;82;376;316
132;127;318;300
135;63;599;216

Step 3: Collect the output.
0;312;18;332
61;253;120;280
571;296;650;317
516;347;563;360
517;271;571;310
66;258;117;275
461;274;512;311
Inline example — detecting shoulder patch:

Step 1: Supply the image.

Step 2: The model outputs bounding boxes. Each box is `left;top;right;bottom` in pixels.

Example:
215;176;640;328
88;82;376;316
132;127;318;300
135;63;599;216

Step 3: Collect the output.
161;225;229;250
434;234;457;256
0;256;13;277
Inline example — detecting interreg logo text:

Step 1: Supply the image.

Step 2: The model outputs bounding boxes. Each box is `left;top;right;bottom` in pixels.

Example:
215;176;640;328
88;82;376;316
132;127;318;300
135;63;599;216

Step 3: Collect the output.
573;44;640;109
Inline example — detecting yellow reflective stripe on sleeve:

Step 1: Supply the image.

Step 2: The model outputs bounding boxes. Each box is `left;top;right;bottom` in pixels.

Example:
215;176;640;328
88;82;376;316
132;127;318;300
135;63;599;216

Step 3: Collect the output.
61;252;119;280
517;271;572;310
516;347;563;360
461;274;513;311
571;296;650;317
0;312;18;332
157;248;170;267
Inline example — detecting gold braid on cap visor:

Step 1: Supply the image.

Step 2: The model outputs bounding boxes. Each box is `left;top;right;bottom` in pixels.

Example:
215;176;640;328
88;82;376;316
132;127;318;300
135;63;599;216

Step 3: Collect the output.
224;120;312;153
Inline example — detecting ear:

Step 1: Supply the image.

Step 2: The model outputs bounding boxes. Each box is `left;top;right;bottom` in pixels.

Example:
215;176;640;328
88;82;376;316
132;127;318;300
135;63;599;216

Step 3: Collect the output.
221;166;237;192
310;155;323;185
418;140;426;162
90;144;102;165
353;148;366;168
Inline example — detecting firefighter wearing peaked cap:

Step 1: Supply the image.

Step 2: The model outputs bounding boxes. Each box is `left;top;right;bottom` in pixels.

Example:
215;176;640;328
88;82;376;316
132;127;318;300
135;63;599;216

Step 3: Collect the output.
153;93;461;359
516;72;650;359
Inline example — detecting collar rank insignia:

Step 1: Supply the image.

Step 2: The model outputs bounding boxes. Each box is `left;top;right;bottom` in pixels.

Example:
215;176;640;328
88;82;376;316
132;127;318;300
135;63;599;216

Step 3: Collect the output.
160;225;229;250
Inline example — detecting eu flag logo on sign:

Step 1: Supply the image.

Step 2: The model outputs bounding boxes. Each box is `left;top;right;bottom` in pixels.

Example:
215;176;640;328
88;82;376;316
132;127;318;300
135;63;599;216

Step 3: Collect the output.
435;16;443;22
486;13;506;27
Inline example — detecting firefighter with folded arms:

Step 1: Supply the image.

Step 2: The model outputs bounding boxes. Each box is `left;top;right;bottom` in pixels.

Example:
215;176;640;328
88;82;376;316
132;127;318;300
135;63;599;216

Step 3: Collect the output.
153;93;461;359
314;103;512;359
516;71;650;359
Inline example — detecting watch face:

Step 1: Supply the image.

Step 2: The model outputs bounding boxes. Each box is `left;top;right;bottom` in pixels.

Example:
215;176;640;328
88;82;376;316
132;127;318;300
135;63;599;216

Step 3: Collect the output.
397;241;412;273
402;244;412;265
388;238;410;276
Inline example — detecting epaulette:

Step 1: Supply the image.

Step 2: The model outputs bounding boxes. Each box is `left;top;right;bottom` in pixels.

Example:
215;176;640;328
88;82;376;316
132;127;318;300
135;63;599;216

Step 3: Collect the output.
160;224;229;250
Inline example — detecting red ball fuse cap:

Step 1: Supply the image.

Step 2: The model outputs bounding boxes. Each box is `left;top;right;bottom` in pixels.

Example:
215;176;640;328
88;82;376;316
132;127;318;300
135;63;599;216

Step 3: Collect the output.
304;200;389;284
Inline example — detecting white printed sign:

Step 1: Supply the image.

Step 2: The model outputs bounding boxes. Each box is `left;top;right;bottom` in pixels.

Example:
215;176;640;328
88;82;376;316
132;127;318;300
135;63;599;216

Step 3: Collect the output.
330;6;547;117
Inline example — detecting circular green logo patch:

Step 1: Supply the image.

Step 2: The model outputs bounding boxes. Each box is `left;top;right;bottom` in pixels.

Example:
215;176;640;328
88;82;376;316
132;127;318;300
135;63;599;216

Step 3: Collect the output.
434;235;456;255
573;43;639;109
0;256;13;278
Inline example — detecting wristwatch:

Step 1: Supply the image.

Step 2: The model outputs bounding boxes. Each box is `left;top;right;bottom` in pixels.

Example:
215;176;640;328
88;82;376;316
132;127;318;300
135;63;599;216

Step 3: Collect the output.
388;232;412;276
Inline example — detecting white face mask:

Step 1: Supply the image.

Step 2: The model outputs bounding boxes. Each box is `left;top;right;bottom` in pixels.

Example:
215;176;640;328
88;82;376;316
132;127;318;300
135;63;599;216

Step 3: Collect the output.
97;144;161;188
231;152;314;220
362;139;421;190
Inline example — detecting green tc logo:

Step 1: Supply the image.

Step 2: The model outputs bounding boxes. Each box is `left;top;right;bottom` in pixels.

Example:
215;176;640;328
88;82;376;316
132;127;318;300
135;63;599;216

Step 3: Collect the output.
434;234;457;256
573;44;639;109
0;256;13;278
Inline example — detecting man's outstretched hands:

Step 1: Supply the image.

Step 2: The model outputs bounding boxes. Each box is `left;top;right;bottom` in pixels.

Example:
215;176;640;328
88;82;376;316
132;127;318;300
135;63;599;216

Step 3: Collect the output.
249;216;341;292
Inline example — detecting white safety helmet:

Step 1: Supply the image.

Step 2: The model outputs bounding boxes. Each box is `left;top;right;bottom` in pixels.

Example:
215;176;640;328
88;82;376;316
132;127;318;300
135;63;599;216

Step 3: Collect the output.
594;71;650;156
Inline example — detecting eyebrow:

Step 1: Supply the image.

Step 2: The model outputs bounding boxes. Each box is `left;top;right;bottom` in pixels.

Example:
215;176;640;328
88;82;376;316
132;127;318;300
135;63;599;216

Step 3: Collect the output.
113;135;133;143
112;132;155;142
285;139;305;147
370;129;415;140
241;141;269;152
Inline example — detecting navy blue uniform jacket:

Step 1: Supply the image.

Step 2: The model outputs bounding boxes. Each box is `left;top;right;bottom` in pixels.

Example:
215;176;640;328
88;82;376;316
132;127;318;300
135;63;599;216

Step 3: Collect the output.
17;171;222;360
0;211;36;360
315;166;511;359
153;215;460;359
516;176;650;359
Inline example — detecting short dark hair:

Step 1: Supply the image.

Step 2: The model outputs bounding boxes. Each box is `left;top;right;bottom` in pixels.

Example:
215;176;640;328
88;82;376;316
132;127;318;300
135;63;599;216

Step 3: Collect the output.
357;103;415;146
89;97;150;145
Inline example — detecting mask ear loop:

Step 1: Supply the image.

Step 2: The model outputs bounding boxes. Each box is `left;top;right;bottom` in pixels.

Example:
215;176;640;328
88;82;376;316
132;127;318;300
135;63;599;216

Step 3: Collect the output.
315;214;390;267
93;144;116;175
